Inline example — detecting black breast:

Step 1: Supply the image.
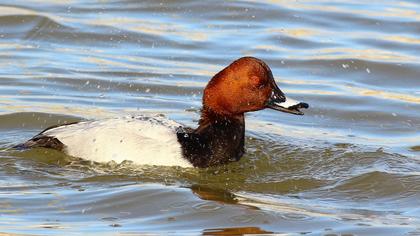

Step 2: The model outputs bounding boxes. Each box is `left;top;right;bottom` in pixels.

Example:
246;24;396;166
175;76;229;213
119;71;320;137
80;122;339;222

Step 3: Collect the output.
177;117;245;168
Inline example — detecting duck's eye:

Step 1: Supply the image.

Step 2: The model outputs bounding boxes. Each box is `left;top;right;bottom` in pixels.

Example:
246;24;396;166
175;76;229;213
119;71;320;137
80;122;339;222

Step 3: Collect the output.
250;76;265;89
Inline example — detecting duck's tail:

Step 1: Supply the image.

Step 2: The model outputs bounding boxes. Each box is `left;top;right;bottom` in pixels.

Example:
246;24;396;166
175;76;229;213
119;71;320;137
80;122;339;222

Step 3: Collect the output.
13;135;64;151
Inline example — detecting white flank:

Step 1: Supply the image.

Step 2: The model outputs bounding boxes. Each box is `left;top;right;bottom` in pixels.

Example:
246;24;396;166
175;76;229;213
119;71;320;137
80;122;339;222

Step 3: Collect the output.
42;115;193;168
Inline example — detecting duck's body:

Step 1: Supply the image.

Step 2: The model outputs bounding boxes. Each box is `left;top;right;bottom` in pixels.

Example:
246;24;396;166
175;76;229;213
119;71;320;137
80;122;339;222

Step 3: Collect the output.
23;110;246;168
20;57;308;168
28;116;192;167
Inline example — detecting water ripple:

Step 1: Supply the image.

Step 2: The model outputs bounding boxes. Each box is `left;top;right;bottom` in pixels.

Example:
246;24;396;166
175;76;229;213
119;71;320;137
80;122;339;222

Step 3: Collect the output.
1;0;420;234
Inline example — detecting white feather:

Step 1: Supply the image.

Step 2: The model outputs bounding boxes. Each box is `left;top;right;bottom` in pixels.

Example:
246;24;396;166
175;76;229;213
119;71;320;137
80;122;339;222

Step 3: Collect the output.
42;115;193;168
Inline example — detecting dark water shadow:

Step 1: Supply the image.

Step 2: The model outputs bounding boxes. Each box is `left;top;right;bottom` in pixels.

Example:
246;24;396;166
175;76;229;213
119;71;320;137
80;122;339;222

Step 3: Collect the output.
203;226;273;235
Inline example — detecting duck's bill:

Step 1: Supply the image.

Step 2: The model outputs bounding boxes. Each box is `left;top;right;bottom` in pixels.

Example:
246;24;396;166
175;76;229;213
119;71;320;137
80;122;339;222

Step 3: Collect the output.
267;98;309;115
266;88;309;115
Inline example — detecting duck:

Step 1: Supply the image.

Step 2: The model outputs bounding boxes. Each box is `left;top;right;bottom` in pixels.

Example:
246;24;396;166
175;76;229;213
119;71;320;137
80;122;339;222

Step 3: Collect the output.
18;57;309;168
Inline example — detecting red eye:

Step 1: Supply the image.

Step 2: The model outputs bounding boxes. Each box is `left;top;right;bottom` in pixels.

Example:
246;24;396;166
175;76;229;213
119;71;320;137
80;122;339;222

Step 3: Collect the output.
250;76;265;88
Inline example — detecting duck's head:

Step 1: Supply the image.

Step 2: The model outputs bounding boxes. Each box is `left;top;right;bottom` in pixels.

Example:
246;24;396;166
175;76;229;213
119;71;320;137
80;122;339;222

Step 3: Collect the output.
203;57;309;116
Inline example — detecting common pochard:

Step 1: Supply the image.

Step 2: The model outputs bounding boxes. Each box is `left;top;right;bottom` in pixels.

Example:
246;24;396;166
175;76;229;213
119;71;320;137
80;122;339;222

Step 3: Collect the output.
19;57;308;168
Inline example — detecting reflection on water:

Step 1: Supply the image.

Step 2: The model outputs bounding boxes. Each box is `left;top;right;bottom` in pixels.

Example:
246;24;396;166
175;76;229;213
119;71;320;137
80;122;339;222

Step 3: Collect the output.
0;0;420;234
203;227;273;235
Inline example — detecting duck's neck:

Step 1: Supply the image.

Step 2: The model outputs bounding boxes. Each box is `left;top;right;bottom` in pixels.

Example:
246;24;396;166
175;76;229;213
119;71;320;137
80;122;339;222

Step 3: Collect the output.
177;107;245;168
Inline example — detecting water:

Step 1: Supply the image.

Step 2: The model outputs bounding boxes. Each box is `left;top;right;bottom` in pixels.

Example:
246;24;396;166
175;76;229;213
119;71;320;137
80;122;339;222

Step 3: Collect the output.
1;0;420;235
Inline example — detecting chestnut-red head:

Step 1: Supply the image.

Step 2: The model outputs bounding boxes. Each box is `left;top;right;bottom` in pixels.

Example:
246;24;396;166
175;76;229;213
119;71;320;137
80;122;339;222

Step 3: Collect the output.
203;57;308;116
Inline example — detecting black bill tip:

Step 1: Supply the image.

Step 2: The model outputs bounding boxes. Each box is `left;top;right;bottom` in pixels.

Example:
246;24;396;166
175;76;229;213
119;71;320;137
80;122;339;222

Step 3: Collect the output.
289;102;309;110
